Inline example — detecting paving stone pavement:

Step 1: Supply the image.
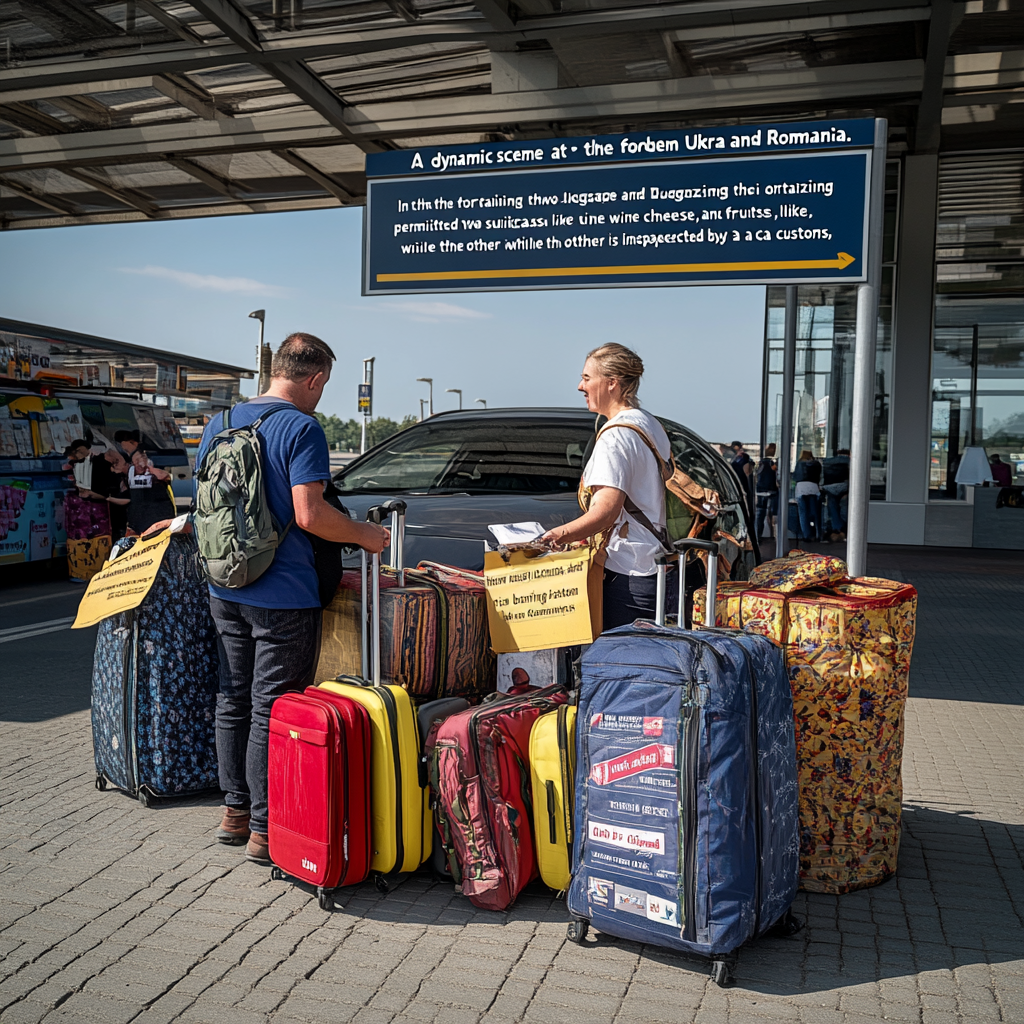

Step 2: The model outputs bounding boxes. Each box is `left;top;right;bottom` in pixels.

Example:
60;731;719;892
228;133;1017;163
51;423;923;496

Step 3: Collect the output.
2;545;1022;1024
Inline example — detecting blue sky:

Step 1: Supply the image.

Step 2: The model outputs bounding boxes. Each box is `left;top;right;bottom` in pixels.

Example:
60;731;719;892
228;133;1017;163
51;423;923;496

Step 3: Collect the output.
0;207;766;441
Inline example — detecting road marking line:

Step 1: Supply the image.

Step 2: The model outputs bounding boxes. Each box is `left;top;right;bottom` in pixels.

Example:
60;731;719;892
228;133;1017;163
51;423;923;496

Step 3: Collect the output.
0;616;78;644
377;252;856;282
0;590;82;609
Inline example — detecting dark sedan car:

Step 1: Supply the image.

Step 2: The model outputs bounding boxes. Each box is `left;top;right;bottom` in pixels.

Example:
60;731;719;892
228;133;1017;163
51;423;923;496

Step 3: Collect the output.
333;407;758;576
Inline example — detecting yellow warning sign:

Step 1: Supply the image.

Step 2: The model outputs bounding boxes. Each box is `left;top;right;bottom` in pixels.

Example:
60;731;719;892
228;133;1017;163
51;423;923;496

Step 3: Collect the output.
72;530;173;629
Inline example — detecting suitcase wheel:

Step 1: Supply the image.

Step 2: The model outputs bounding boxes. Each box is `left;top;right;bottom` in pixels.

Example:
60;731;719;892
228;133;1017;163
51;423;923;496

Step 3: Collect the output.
710;959;732;987
374;874;390;895
95;775;107;792
566;919;589;944
317;889;334;912
270;867;284;882
137;789;152;809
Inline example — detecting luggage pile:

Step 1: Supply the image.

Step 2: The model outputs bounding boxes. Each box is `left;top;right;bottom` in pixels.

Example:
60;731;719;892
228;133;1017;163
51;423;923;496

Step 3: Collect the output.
89;501;915;987
692;549;918;893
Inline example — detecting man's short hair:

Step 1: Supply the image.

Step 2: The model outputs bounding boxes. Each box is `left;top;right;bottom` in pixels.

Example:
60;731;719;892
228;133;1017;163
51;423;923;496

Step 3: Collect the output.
114;429;140;444
64;439;90;456
271;333;336;382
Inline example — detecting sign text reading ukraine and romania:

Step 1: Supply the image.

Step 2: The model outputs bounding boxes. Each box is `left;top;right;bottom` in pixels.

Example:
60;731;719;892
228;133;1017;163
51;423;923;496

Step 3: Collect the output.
363;118;877;294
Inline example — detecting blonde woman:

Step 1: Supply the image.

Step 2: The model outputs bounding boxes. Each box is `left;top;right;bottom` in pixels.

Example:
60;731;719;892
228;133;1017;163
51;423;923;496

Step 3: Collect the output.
540;343;673;630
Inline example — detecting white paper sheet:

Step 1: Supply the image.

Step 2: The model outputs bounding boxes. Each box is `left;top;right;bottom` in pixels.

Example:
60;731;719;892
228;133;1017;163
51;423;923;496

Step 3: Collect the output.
487;521;545;545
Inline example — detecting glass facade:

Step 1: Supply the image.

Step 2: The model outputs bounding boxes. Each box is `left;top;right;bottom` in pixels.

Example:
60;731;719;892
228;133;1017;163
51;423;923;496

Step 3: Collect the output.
762;161;898;501
929;154;1024;498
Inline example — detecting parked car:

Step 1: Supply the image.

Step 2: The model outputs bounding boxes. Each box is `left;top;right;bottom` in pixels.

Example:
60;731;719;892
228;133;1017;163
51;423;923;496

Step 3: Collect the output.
333;408;758;575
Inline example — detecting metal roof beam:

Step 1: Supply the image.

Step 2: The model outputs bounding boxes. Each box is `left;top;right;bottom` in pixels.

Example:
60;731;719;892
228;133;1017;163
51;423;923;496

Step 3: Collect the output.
185;0;385;153
0;175;80;215
164;155;252;202
58;168;160;217
0;0;935;93
915;0;962;152
135;0;206;44
273;148;356;201
153;74;226;120
0;58;928;172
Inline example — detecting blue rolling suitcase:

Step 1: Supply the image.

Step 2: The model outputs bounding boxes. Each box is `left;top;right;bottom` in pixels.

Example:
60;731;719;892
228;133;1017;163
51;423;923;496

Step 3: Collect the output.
566;539;800;986
91;532;220;806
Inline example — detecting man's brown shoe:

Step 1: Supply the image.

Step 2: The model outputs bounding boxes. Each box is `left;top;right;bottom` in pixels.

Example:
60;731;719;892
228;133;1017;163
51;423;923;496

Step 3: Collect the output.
246;832;271;866
216;806;251;845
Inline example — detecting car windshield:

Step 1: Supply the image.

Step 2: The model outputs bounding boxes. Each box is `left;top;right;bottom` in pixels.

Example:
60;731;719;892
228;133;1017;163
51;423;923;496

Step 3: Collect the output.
336;419;595;494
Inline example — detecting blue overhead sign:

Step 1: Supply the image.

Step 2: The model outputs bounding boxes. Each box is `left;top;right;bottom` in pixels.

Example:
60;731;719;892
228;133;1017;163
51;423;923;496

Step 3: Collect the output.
363;118;879;295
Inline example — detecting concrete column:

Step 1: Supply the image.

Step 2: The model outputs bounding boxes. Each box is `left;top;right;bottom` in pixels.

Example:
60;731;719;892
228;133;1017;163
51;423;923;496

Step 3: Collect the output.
888;153;939;507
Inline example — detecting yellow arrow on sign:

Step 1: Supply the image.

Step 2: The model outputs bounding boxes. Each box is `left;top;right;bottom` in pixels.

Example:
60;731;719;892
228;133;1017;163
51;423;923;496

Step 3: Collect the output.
377;252;856;283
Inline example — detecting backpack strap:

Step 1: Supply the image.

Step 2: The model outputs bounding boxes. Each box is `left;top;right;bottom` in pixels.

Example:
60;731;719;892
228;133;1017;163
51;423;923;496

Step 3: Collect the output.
593;422;672;551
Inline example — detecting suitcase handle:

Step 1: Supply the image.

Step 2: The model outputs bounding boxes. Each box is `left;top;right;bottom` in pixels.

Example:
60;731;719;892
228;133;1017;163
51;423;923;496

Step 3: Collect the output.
363;505;387;685
380;499;407;582
654;540;719;628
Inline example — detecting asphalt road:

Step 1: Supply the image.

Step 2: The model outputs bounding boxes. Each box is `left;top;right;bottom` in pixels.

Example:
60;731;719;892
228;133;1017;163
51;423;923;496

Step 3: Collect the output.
0;561;97;723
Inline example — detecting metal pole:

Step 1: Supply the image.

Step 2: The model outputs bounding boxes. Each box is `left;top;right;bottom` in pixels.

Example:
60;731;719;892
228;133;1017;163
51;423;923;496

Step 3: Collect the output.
776;286;798;560
360;357;375;455
256;318;265;395
847;118;888;578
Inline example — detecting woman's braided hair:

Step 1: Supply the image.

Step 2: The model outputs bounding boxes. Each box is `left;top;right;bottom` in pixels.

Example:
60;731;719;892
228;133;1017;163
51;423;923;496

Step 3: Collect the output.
586;343;644;407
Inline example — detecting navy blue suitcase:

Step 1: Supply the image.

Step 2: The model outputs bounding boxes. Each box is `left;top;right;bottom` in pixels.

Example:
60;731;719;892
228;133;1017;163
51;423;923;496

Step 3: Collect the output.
566;540;800;986
91;533;219;805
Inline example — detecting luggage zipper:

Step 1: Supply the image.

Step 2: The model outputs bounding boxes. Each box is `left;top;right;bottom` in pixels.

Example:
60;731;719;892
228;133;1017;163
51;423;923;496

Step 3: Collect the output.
681;677;700;943
126;616;140;798
331;704;349;884
376;687;406;873
742;645;762;937
556;705;574;858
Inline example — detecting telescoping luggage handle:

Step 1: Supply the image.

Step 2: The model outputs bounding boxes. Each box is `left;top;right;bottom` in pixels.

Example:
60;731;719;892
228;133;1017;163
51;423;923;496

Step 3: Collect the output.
360;500;407;685
654;538;719;628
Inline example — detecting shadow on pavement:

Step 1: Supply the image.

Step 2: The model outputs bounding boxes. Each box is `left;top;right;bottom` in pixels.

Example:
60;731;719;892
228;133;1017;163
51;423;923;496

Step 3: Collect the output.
637;803;1024;993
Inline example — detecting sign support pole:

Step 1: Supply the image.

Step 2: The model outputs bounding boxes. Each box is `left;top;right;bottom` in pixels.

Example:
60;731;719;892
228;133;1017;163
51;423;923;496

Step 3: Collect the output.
359;357;375;454
776;285;798;560
847;119;887;577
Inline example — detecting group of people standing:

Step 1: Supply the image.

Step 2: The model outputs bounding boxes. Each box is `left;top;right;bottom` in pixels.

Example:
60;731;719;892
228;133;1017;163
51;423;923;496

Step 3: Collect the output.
62;429;177;576
729;440;851;545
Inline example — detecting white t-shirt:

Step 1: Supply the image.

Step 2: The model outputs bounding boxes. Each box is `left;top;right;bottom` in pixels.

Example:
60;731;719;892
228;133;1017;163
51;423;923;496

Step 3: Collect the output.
583;408;671;576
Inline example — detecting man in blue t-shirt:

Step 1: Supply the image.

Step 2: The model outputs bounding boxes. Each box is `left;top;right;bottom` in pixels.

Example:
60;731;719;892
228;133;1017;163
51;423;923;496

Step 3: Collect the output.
196;333;388;865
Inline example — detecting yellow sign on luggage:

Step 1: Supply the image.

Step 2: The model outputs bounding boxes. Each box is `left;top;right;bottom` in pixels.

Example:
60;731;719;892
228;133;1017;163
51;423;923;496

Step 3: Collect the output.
72;530;173;629
483;545;602;653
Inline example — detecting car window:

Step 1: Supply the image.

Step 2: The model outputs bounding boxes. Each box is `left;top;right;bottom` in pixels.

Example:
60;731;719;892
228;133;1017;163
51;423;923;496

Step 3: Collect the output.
336;420;596;494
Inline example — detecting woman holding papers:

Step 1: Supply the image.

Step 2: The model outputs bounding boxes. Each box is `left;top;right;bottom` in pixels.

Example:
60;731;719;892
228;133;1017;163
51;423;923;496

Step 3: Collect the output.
539;343;673;630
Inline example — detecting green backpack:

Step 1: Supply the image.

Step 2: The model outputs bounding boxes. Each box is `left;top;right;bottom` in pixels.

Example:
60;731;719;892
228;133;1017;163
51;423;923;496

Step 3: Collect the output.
194;405;293;589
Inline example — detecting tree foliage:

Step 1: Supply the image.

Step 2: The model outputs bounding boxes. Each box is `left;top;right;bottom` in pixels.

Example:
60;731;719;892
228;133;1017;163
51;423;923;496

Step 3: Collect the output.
315;413;418;451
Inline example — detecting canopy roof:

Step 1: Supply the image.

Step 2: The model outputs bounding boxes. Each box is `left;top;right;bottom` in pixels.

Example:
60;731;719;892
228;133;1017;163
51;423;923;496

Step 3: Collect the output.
0;0;1020;229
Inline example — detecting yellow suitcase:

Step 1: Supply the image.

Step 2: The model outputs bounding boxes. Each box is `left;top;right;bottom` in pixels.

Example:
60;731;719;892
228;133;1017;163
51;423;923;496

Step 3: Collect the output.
319;679;431;880
529;703;577;891
316;504;431;885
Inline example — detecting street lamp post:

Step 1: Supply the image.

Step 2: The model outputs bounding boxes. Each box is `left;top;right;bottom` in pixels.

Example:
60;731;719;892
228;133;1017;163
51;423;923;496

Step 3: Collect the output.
446;388;462;410
248;309;267;394
419;398;428;421
475;398;487;408
416;377;433;416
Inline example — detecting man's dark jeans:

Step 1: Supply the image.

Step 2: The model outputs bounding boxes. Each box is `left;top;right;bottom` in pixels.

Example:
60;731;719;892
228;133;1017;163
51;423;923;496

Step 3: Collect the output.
208;597;321;837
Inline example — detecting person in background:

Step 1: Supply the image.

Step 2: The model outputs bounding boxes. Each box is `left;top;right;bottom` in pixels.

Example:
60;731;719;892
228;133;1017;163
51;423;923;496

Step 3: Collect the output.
755;443;778;541
98;449;131;540
126;448;175;536
821;448;851;542
729;441;755;519
539;343;675;630
114;429;141;460
990;453;1012;487
62;440;113;581
793;449;822;542
196;332;389;866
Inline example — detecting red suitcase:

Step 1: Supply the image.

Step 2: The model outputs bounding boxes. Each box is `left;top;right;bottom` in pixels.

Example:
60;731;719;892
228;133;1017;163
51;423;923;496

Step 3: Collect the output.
431;684;568;911
267;688;372;909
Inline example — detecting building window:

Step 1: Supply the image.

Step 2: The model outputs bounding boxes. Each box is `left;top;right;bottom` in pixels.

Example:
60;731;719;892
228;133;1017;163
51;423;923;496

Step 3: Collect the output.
762;161;899;501
929;154;1024;499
